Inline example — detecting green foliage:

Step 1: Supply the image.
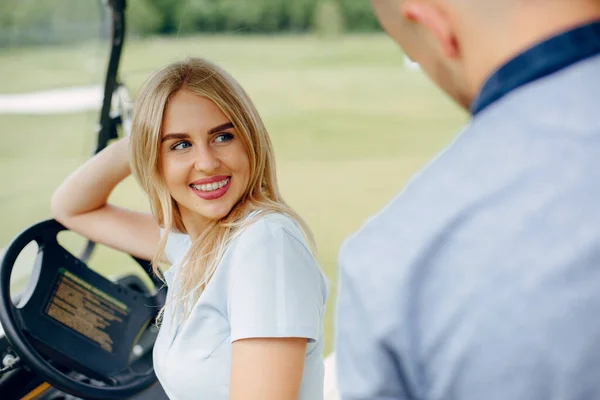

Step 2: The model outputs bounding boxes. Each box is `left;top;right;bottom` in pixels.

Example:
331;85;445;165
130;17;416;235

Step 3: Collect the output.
313;0;345;39
338;0;381;32
175;0;306;34
0;0;383;47
127;0;162;37
176;0;224;34
0;0;105;47
287;0;317;32
149;0;185;34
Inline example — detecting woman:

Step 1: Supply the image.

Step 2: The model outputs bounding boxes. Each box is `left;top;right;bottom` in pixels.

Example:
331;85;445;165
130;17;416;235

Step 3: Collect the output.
51;57;329;400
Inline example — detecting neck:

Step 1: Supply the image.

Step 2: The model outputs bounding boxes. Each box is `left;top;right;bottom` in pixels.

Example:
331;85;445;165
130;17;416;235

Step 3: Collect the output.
180;209;210;241
461;3;600;105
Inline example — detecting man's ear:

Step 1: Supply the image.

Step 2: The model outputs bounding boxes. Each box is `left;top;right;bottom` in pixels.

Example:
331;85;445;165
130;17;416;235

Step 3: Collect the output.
400;1;460;58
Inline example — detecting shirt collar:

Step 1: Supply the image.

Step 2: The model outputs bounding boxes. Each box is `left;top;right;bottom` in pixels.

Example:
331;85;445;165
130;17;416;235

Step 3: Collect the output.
471;20;600;116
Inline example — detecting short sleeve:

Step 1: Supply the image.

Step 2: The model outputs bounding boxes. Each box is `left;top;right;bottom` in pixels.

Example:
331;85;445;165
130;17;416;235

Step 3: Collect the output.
227;218;327;343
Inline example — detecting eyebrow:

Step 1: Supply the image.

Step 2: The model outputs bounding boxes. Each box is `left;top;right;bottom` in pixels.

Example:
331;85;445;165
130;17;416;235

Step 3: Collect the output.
161;133;189;142
208;122;234;135
161;122;235;142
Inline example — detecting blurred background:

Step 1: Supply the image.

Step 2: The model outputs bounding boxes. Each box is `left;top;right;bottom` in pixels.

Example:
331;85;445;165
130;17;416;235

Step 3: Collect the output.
0;0;467;356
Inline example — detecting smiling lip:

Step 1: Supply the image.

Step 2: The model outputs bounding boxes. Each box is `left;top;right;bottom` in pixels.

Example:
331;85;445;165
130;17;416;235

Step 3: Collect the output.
190;176;231;200
191;175;229;186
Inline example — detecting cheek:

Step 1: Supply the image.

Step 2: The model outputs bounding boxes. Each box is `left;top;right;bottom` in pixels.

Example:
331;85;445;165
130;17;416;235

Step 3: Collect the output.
239;152;251;176
237;154;251;185
224;144;251;176
160;157;187;190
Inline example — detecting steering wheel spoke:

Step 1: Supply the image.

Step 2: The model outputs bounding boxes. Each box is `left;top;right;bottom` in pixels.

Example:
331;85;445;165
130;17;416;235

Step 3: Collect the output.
38;237;76;275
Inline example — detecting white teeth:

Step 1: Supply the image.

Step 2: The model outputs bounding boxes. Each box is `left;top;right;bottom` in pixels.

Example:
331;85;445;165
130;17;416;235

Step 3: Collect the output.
192;178;229;192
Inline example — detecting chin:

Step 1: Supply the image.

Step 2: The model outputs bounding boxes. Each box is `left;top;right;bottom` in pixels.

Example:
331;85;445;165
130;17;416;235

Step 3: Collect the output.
199;204;235;222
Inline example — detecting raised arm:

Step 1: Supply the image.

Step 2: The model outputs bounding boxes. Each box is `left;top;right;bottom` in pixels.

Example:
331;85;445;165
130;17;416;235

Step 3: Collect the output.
50;137;161;261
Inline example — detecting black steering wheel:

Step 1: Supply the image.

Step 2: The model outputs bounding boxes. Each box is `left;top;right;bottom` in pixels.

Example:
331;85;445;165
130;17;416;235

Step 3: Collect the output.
0;219;166;399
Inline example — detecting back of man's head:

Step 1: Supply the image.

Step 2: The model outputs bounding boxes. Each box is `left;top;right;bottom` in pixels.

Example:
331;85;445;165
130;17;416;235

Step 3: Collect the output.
371;0;600;110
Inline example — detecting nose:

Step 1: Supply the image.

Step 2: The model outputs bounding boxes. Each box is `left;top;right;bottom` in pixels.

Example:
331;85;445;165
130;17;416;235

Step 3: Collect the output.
193;145;220;172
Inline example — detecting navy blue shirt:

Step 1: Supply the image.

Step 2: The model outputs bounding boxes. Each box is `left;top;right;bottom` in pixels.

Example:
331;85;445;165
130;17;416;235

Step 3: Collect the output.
471;20;600;115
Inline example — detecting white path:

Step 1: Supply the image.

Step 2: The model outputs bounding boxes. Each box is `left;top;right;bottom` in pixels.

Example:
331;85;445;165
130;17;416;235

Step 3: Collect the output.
0;85;103;114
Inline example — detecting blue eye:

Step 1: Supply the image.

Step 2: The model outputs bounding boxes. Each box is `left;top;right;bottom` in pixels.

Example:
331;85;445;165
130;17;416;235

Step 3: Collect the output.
214;133;234;143
171;141;192;151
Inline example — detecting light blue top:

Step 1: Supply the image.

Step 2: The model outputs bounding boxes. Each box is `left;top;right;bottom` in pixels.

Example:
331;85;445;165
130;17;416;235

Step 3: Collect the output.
153;212;329;400
335;34;600;400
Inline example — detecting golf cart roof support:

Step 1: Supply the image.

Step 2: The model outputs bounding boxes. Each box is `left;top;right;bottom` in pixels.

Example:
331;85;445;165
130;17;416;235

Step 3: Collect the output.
82;0;127;262
95;0;127;155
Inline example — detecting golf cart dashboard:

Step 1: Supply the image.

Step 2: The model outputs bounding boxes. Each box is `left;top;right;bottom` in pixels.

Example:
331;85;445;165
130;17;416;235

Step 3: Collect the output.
0;273;164;400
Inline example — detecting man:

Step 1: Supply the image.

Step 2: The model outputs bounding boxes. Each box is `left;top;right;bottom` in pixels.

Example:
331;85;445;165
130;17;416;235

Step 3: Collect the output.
335;0;600;399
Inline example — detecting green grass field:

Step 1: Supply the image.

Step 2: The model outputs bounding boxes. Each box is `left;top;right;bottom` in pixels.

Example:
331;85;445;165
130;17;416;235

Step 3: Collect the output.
0;34;467;354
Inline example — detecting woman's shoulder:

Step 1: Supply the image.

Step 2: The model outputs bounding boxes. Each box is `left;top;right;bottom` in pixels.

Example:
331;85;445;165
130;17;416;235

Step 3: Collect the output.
235;211;310;251
227;211;329;303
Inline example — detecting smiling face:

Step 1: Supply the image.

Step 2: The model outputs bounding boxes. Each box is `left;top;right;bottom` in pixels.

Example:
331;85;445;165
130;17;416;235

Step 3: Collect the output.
160;89;251;235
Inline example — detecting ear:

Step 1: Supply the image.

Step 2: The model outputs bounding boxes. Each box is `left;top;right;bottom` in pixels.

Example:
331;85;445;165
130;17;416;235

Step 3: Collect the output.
400;1;460;59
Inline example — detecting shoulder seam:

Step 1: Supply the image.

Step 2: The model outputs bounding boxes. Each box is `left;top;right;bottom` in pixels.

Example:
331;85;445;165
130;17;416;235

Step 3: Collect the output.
259;215;314;256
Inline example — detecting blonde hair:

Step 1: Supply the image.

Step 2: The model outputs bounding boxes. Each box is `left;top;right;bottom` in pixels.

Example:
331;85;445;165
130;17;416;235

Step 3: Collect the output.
130;57;315;323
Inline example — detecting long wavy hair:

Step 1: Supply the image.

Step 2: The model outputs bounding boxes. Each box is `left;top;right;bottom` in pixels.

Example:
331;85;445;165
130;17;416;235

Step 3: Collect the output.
129;57;315;323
